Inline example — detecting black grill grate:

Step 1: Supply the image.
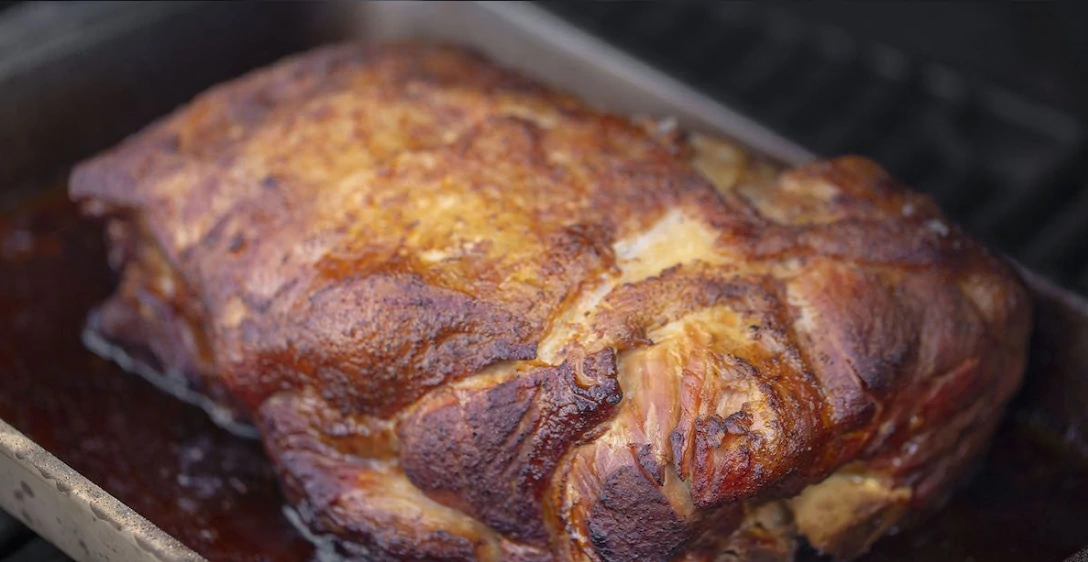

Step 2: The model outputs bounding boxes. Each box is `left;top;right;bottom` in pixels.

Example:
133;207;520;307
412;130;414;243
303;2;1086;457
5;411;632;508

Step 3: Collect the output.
543;2;1088;294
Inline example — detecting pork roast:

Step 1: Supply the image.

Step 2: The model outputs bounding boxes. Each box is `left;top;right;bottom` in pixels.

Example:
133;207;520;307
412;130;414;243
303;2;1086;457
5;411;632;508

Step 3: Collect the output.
69;43;1031;561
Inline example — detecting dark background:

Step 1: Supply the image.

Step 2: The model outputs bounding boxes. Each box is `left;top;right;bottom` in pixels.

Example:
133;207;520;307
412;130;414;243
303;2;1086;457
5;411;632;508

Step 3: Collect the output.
544;1;1088;297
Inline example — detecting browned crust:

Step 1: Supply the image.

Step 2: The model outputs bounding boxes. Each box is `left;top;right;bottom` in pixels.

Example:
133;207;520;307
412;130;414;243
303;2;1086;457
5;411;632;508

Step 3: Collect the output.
69;43;1032;561
398;349;621;546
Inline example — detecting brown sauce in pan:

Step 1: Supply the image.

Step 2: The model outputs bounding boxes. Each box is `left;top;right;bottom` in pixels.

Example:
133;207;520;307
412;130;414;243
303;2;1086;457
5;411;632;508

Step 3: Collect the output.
0;190;1086;562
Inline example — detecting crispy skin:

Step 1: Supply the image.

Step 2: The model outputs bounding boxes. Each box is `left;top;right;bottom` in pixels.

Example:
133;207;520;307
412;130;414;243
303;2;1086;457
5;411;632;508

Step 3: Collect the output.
70;44;1032;561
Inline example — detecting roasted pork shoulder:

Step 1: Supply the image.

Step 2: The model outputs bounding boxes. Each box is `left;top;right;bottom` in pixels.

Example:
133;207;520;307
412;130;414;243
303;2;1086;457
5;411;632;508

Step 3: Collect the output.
69;44;1031;562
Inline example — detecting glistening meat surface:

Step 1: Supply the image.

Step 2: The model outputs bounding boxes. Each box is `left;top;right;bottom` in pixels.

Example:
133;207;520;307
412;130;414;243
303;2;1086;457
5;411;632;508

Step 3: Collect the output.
69;43;1032;561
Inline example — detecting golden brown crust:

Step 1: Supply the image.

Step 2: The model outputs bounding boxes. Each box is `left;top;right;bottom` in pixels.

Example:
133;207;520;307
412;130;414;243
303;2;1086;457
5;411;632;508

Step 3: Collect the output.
70;43;1032;561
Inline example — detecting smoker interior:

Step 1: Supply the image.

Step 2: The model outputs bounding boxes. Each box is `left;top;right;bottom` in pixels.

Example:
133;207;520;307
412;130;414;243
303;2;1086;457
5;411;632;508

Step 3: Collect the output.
0;3;333;560
1;2;1087;561
545;2;1088;295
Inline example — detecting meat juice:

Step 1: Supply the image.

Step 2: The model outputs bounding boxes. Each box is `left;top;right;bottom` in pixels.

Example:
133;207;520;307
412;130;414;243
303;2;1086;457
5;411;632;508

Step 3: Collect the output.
0;190;1085;562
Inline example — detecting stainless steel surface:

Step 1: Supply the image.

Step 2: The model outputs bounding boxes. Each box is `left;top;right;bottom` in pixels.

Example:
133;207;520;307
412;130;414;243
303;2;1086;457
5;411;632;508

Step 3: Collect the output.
353;2;816;166
0;2;1085;561
0;420;197;562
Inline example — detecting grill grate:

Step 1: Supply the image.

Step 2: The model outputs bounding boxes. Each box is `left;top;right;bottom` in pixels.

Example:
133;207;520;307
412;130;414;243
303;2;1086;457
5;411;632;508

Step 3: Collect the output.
543;2;1088;294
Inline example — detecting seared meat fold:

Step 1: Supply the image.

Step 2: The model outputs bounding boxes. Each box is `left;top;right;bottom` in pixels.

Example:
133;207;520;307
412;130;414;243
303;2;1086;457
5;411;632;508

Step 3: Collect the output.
69;44;1031;562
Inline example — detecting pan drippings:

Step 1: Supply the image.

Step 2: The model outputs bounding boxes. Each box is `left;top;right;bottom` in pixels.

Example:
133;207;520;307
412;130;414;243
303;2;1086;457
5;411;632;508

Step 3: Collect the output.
0;192;1086;562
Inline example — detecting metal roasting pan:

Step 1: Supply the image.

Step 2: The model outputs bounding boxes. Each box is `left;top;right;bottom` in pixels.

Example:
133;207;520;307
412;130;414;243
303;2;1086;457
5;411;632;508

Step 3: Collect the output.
0;2;1086;561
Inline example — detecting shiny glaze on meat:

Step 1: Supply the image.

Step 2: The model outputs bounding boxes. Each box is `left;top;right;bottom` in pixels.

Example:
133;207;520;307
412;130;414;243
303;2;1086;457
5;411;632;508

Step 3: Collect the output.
68;44;1031;561
1;192;1084;562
